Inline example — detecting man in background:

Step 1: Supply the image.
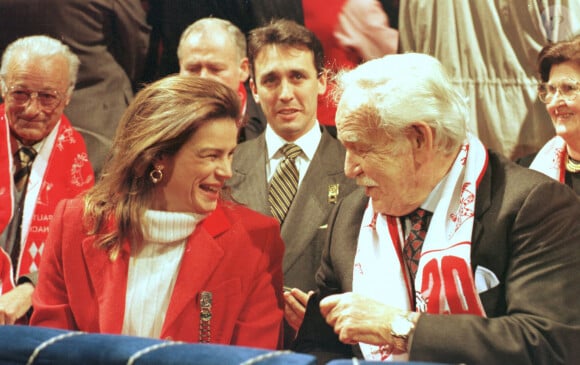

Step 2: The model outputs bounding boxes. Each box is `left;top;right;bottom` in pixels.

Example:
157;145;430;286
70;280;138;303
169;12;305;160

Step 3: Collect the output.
0;35;94;324
177;17;266;142
0;0;150;176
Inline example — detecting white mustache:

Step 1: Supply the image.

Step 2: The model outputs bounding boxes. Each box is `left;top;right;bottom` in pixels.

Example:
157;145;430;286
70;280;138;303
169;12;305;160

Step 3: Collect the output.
356;176;378;187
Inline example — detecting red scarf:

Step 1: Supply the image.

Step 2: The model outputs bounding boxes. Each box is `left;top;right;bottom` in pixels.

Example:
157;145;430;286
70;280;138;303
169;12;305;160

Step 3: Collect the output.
0;103;95;280
0;111;13;246
0;110;14;293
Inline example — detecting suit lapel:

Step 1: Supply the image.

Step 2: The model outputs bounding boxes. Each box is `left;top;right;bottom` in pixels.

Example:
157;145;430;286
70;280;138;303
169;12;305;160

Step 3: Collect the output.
341;192;369;292
231;136;270;215
82;236;129;333
281;132;346;272
472;156;492;260
162;206;229;331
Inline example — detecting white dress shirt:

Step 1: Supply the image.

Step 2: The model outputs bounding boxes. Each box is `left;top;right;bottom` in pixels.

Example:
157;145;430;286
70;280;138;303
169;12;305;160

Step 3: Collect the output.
264;122;322;189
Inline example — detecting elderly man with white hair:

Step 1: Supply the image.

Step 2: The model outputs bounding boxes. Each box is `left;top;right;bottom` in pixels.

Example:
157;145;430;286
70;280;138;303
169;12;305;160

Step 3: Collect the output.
0;35;93;324
293;52;580;365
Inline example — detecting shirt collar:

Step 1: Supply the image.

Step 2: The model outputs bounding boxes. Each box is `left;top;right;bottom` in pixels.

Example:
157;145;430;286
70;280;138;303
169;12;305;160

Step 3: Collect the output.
265;122;322;161
421;170;450;213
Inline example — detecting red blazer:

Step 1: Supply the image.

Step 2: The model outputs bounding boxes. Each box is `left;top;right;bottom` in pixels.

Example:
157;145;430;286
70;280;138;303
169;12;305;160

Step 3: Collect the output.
31;197;285;349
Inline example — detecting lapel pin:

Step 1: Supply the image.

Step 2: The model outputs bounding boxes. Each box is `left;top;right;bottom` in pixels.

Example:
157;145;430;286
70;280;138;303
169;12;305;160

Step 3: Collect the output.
199;291;212;343
328;184;339;204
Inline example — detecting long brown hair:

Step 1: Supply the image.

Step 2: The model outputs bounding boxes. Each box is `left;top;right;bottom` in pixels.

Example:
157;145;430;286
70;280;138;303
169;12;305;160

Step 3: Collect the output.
83;75;241;258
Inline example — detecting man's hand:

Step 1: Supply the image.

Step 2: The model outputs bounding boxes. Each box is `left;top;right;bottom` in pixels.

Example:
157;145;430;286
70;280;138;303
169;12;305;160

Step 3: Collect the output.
320;292;405;346
0;282;34;325
283;287;313;331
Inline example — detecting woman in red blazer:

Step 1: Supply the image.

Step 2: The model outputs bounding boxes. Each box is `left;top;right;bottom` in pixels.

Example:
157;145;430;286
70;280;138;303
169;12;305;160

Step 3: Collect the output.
30;75;285;349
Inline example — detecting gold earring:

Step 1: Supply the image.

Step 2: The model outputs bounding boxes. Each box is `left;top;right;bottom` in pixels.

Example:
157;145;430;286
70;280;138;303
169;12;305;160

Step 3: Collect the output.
149;167;163;184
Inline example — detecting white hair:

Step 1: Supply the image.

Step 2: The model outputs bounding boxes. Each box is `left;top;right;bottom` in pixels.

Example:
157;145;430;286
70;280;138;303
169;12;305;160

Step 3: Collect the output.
334;53;469;153
0;35;80;96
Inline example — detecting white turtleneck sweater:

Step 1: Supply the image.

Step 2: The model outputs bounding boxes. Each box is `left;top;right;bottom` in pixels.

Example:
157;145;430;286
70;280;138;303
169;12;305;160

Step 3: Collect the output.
121;210;205;338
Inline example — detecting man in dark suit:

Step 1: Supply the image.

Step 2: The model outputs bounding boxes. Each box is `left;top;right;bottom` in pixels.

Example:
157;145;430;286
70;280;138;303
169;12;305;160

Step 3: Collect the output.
226;19;359;347
292;53;580;364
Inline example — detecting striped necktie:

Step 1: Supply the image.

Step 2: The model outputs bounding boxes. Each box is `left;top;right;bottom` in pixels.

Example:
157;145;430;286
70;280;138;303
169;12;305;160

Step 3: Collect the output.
10;146;37;274
14;146;37;191
269;143;302;223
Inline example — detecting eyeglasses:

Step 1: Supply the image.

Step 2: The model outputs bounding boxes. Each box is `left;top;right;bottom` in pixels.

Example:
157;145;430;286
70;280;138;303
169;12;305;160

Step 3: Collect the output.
537;78;580;104
5;85;63;111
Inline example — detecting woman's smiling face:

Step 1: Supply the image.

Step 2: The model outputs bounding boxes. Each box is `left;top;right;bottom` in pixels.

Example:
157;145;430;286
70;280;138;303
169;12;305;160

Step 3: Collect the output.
545;61;580;145
152;117;238;213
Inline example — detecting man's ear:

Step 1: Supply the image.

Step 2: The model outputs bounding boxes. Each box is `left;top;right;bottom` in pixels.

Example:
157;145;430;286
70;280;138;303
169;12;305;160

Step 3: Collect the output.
239;57;250;83
410;121;434;165
249;78;259;104
318;69;328;96
64;87;73;107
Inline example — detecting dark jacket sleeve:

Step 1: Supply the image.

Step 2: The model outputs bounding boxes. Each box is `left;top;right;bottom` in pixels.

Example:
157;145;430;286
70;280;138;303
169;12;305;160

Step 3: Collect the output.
18;271;38;286
292;191;367;363
292;291;354;364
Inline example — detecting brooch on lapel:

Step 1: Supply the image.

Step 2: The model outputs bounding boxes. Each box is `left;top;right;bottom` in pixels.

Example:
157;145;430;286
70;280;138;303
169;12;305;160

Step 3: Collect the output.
199;291;212;343
328;184;339;204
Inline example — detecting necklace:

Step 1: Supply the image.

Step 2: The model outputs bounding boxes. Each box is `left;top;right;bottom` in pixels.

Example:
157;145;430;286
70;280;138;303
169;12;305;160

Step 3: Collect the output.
566;155;580;173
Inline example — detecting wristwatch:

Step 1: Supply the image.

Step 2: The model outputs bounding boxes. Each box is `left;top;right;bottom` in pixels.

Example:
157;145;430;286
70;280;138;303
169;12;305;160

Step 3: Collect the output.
390;312;418;353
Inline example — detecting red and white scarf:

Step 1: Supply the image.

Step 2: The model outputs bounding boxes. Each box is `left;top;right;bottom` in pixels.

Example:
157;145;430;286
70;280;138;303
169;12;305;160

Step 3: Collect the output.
0;111;15;294
0;111;13;241
353;134;488;361
0;103;94;282
529;136;566;183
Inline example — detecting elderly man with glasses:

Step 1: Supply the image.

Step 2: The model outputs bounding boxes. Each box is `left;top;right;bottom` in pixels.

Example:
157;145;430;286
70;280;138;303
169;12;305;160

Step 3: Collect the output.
0;35;94;325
